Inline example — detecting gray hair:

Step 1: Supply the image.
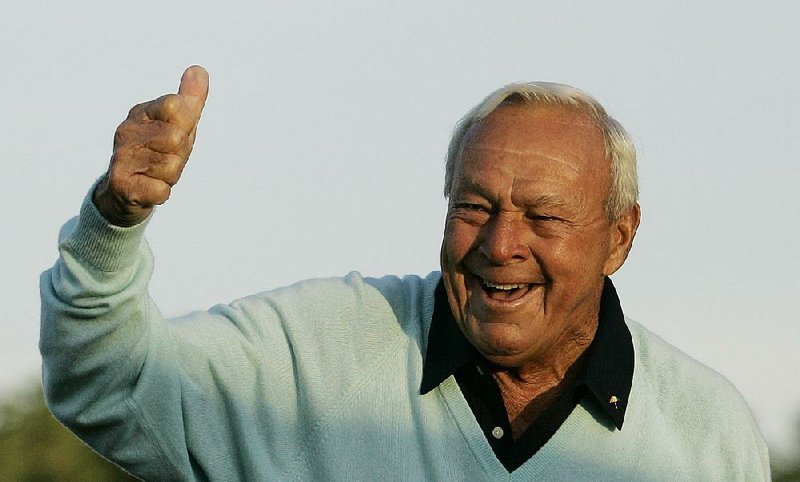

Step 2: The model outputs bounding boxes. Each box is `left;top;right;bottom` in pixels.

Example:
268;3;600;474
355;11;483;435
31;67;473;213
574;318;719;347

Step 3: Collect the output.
444;82;638;221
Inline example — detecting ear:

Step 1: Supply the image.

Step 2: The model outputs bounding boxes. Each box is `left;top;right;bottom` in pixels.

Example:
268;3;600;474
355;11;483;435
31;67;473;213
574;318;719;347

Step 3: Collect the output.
603;203;641;276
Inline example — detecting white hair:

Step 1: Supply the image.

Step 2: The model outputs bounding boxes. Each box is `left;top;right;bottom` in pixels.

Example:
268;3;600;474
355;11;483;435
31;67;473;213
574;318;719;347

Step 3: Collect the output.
444;82;638;221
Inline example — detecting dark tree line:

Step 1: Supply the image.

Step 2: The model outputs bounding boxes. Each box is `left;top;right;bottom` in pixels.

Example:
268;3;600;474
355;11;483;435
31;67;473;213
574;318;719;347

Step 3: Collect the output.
0;383;136;480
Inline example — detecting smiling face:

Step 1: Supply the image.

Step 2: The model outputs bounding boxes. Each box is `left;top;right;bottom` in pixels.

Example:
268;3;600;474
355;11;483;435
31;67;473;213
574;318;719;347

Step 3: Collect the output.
441;102;638;368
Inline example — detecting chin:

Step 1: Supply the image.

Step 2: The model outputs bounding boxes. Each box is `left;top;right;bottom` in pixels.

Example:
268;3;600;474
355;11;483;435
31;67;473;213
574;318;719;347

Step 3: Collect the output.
466;317;541;365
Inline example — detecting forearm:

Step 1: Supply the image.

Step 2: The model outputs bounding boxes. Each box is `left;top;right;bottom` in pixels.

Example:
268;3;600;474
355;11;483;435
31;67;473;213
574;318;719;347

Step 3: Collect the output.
39;187;188;478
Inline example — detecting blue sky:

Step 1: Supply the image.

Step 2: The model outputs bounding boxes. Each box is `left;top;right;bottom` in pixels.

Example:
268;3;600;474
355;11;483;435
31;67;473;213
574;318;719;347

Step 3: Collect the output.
2;1;798;456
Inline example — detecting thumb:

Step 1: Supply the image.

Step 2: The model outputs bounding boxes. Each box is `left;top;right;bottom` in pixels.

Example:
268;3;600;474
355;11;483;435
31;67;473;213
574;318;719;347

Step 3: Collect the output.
177;65;209;117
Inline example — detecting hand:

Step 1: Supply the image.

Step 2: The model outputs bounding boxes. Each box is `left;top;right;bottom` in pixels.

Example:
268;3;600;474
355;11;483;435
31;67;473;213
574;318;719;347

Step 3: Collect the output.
93;66;209;227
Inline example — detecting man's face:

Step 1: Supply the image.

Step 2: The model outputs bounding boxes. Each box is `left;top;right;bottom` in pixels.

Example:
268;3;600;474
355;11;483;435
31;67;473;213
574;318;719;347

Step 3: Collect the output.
440;103;636;368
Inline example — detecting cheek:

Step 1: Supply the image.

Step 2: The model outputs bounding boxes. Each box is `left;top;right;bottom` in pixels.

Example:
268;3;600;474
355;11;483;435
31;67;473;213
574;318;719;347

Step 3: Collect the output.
442;222;478;266
547;232;609;274
531;239;573;279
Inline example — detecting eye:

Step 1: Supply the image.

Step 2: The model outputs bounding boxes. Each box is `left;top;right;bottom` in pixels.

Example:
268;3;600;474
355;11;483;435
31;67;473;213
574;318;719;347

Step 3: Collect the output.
528;213;561;222
451;201;490;213
462;203;487;212
448;201;492;225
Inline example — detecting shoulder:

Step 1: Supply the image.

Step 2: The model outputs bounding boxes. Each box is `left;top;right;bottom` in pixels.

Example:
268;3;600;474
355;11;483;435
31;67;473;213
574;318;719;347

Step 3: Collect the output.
627;318;754;420
627;318;738;401
234;271;440;324
361;271;441;331
222;270;441;355
626;318;770;479
193;272;442;406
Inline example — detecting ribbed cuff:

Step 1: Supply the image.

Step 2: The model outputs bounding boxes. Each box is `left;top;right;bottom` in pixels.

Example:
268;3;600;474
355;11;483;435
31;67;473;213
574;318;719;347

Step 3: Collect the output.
60;180;152;272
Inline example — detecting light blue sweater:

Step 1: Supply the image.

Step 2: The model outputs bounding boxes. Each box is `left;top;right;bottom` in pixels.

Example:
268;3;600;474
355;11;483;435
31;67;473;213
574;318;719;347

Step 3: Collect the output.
40;193;770;481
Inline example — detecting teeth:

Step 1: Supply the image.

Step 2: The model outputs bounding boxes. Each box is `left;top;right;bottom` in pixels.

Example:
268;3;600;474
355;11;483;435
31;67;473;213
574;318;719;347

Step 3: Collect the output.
483;280;528;290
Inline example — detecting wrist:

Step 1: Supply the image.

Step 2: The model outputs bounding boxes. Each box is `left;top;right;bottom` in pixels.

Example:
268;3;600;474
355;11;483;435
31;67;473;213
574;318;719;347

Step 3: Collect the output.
92;175;152;227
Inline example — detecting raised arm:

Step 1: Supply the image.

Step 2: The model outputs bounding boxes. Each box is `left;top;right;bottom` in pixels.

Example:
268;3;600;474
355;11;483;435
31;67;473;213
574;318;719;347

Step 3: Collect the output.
39;67;427;481
40;67;212;480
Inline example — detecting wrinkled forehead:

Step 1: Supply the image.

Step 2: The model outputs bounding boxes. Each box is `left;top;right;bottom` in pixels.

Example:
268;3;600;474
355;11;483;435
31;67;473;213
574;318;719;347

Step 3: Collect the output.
452;103;613;210
458;103;609;178
462;102;604;152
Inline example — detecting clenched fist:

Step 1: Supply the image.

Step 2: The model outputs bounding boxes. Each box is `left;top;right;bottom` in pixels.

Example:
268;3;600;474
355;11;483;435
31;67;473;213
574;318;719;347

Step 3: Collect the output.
93;66;209;227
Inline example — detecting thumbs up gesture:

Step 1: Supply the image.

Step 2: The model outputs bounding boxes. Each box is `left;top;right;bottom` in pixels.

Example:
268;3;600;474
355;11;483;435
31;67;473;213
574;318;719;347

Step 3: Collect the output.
93;66;209;226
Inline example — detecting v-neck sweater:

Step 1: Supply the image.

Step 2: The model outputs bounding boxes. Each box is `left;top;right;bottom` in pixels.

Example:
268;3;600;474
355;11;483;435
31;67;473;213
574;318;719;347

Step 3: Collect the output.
40;192;770;481
422;277;634;471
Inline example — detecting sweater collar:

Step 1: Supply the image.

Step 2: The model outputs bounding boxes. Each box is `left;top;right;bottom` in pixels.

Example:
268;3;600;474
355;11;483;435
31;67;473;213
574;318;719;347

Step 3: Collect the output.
420;276;634;430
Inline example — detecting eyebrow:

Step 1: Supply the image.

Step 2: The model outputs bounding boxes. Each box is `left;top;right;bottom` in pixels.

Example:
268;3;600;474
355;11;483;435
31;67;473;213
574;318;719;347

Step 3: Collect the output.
518;193;569;210
456;180;569;210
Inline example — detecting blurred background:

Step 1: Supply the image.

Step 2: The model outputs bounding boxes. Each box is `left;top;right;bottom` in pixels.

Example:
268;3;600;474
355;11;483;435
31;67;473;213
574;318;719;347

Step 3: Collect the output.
1;1;798;478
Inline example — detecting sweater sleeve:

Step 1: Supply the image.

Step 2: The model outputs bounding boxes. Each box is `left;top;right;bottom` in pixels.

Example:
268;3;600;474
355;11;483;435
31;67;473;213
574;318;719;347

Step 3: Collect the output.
39;187;420;481
39;189;201;480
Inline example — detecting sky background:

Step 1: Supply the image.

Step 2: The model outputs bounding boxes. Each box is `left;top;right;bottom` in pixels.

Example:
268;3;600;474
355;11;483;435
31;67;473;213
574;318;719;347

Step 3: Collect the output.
2;0;798;459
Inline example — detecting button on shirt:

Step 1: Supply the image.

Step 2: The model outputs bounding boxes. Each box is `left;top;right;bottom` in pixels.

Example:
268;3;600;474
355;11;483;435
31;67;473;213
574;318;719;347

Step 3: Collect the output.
420;277;634;472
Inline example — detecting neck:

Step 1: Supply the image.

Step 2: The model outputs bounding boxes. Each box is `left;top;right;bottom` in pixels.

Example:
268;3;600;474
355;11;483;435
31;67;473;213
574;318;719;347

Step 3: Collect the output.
492;317;598;439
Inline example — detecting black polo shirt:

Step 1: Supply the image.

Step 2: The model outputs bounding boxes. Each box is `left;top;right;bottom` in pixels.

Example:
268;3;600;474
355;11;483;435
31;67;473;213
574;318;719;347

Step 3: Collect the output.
420;277;634;472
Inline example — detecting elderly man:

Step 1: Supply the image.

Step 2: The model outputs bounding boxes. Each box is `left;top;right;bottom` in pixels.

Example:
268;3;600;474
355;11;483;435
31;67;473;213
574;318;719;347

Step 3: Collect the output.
41;66;769;480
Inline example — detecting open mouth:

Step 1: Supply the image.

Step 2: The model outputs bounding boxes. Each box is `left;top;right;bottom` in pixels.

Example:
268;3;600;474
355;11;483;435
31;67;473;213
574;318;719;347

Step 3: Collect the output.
480;279;534;302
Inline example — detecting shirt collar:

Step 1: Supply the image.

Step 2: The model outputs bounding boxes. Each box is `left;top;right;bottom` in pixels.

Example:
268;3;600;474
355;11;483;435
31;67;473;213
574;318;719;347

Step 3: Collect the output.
420;276;634;430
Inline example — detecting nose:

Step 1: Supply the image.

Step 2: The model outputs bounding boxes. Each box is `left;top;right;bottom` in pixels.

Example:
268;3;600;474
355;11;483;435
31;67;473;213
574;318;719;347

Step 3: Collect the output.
478;214;530;265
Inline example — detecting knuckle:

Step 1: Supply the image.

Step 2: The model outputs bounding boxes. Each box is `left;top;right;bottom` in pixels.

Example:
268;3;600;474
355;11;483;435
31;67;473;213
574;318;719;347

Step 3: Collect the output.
167;126;185;149
163;152;182;166
114;119;141;147
128;102;145;118
110;143;134;165
161;94;181;115
113;129;125;147
161;156;185;184
152;182;172;204
108;151;124;171
126;177;170;207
